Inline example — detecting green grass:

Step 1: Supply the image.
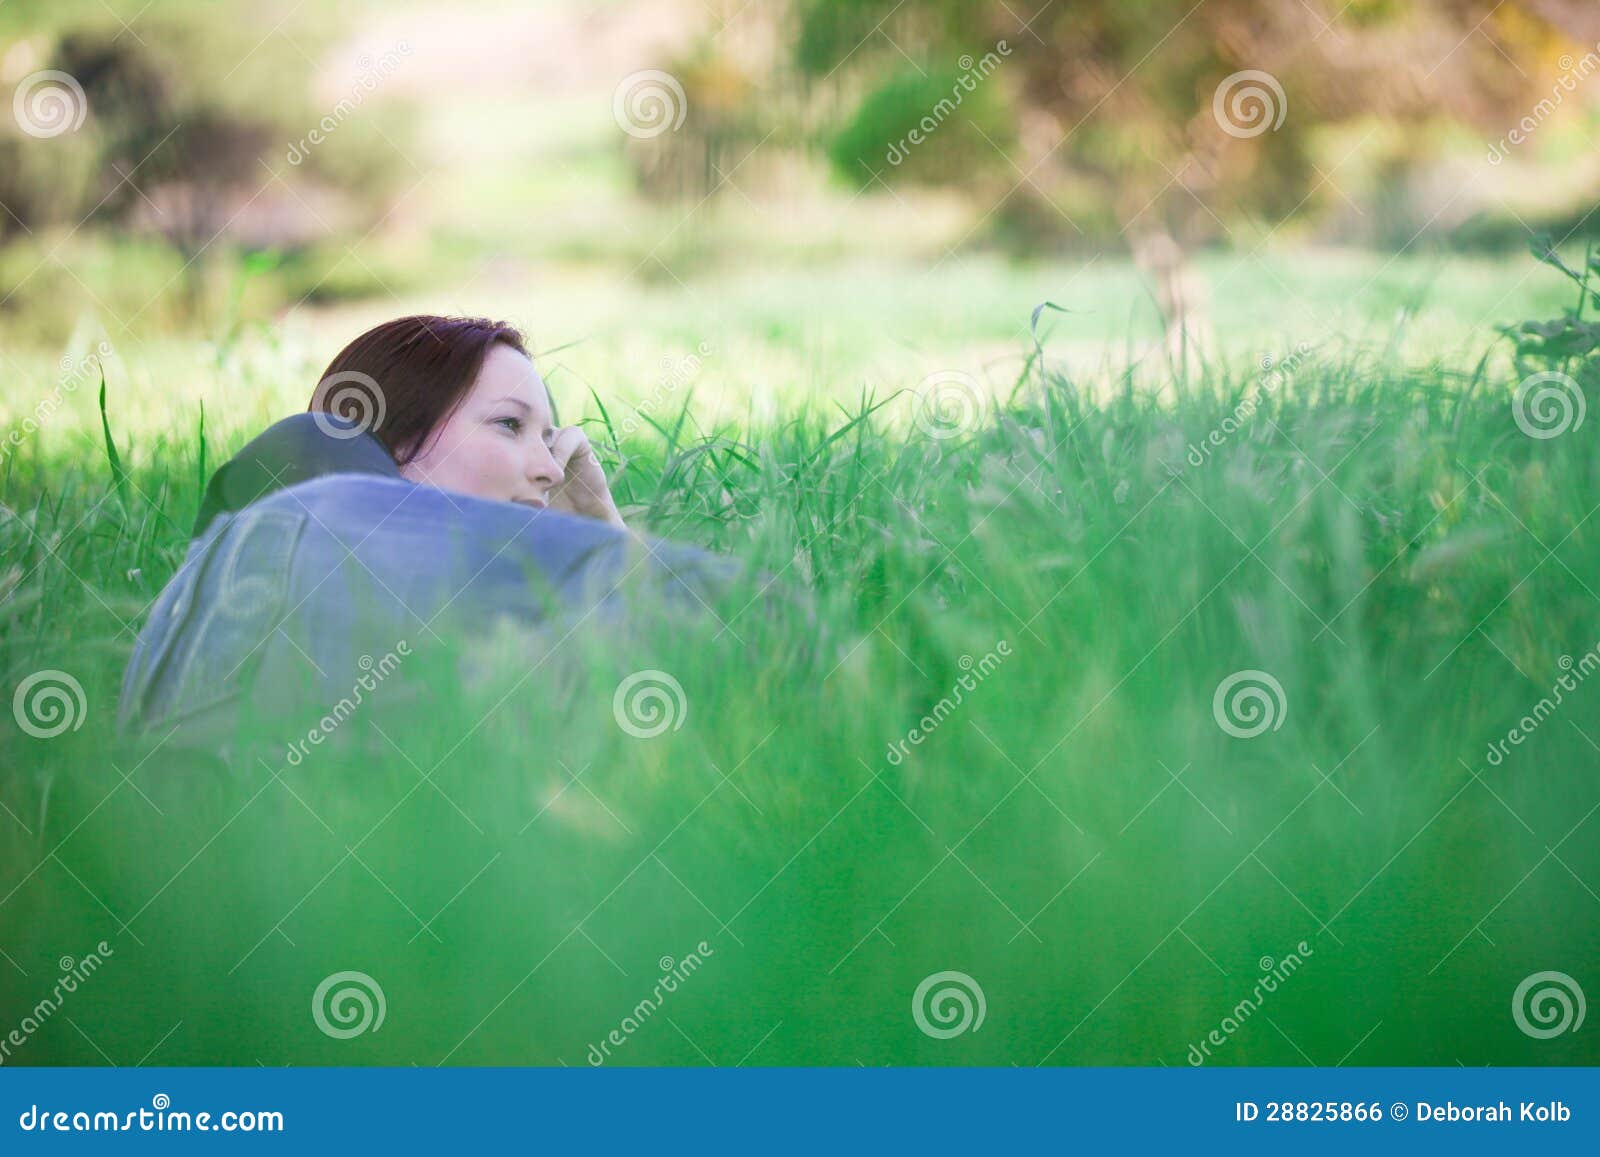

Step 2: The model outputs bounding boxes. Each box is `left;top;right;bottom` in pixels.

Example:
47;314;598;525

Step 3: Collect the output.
0;247;1572;454
1;251;1597;1067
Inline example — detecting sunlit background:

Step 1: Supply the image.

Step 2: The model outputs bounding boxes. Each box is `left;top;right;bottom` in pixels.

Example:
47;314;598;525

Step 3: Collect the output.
1;0;1595;440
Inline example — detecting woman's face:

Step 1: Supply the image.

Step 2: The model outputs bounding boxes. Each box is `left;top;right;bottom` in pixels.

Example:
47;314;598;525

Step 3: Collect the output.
397;343;562;508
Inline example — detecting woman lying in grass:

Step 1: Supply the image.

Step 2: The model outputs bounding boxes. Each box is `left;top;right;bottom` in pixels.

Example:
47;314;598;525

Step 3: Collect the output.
311;315;628;528
117;315;748;761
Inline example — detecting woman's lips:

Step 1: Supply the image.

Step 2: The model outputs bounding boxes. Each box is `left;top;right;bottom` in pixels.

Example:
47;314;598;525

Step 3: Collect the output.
514;496;548;510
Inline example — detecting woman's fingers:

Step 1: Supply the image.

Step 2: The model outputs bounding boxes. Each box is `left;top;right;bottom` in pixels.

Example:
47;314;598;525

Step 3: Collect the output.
546;425;623;528
549;425;588;474
552;426;604;493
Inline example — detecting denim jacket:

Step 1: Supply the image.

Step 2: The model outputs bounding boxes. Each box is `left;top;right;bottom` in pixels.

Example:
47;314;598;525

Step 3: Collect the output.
117;414;748;758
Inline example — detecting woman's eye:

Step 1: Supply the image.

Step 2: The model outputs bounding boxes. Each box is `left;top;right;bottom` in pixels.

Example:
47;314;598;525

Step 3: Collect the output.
495;416;523;434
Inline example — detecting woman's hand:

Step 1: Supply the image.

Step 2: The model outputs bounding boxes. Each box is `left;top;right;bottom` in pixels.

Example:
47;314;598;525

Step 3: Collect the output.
547;425;627;530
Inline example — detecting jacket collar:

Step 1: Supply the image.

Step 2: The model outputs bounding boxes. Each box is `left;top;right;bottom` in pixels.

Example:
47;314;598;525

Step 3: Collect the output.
192;413;400;538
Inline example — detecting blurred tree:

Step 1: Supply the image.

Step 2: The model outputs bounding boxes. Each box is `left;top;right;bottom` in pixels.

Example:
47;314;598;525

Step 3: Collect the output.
789;0;1577;344
0;14;415;330
617;14;815;281
627;47;766;201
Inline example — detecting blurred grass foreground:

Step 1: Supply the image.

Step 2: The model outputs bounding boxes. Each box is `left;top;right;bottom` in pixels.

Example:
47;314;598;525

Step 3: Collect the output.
3;0;1600;1066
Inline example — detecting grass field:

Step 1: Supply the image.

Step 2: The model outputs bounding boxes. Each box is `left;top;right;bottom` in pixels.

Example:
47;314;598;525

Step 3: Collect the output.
1;246;1597;1066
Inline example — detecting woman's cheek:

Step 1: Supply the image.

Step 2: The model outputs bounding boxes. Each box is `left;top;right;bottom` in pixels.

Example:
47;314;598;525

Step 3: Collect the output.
489;440;525;498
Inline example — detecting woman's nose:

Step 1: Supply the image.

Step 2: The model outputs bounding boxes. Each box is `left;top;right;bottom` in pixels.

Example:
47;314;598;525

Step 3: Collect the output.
528;444;561;487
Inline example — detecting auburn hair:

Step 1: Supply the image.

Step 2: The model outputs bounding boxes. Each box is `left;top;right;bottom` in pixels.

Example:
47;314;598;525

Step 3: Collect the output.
309;315;546;464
